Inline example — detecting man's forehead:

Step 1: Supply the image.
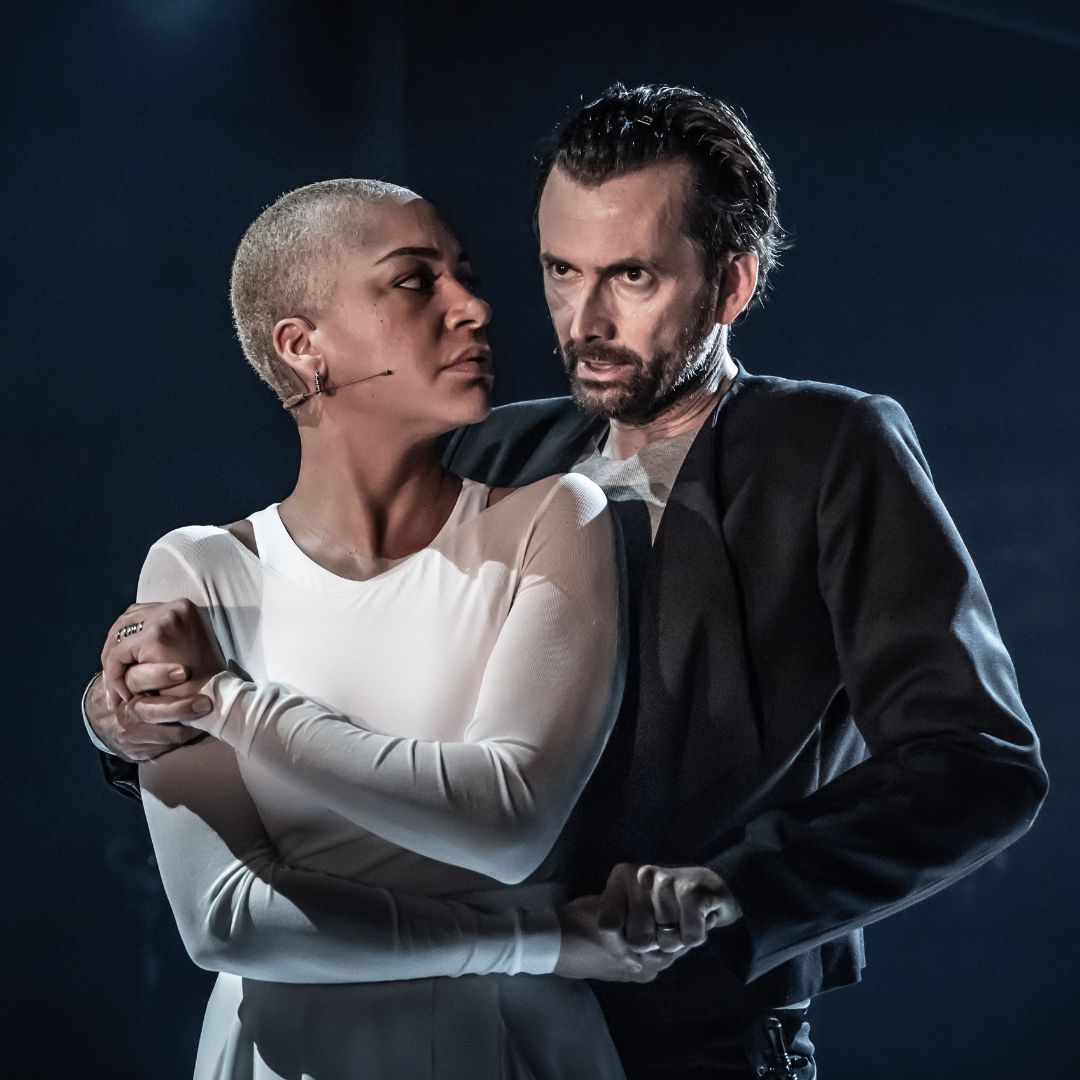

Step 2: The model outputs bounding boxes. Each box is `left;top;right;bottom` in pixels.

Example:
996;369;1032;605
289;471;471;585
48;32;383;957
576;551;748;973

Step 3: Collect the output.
538;161;695;258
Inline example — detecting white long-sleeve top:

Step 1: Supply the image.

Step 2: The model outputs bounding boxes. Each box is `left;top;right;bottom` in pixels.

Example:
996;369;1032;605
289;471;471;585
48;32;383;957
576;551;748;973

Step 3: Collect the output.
138;474;621;986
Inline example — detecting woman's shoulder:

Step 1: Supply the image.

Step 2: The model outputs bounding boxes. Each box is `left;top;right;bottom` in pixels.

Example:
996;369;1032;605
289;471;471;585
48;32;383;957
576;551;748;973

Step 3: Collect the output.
144;522;258;577
136;523;259;603
483;472;608;526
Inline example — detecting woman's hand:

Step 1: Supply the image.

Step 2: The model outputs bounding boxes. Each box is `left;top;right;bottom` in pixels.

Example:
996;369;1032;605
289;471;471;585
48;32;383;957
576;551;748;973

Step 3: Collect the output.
554;895;693;982
101;599;227;711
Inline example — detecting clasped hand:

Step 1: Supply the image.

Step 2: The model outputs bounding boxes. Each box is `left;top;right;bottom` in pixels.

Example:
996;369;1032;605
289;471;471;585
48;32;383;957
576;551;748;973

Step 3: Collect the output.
555;862;742;982
93;600;227;758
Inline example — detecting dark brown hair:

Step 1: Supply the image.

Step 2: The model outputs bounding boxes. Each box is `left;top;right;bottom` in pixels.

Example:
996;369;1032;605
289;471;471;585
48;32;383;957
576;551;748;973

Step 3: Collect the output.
534;83;785;306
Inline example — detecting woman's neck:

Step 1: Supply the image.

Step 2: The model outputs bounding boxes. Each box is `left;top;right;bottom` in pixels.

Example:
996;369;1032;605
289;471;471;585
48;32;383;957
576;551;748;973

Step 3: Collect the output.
279;418;460;573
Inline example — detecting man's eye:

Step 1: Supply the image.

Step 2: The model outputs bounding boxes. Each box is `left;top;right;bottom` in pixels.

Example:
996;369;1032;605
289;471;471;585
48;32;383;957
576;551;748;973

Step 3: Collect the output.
623;267;646;283
548;263;571;278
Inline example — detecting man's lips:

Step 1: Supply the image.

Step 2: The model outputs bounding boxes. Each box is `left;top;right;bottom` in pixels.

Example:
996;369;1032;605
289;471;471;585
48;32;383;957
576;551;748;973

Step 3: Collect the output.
576;357;634;380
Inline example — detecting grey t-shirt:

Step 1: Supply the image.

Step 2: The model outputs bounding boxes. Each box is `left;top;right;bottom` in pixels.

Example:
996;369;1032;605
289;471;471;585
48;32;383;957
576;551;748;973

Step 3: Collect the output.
573;418;814;1015
571;428;699;543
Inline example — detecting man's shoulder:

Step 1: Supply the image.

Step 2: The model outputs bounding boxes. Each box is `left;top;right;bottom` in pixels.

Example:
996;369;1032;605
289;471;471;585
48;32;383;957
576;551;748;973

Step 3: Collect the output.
483;395;583;428
737;371;873;414
451;396;585;445
726;372;927;496
734;371;911;439
444;396;599;487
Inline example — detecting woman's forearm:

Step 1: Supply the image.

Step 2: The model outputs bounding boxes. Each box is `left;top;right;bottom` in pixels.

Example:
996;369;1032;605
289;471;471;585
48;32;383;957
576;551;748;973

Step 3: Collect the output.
141;737;561;983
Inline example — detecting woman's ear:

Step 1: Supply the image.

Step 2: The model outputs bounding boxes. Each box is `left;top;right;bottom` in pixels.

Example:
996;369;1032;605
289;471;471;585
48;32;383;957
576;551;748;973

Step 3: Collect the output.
273;316;322;390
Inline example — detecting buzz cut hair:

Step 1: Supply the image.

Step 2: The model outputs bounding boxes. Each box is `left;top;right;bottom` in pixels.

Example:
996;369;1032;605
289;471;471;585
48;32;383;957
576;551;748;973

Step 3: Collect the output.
230;178;415;402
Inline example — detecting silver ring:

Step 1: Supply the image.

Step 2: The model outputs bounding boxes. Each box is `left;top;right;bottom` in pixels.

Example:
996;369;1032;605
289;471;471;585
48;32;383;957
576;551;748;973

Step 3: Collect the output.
655;923;680;935
116;621;144;644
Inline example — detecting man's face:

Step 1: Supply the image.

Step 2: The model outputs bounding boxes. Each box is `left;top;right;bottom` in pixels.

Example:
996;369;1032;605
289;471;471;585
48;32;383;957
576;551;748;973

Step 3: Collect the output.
537;161;720;423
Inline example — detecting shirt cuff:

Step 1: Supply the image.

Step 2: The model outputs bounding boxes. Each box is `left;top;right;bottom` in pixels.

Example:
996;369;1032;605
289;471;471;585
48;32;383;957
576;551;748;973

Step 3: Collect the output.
190;666;249;739
82;672;117;756
516;905;563;975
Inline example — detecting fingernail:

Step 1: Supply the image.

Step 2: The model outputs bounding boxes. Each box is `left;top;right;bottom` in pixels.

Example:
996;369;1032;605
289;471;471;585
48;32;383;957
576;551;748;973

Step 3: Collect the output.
170;667;186;682
192;698;212;715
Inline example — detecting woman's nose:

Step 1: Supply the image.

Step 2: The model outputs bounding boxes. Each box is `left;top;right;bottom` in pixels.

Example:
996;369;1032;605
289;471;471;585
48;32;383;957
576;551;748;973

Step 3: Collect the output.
448;281;492;329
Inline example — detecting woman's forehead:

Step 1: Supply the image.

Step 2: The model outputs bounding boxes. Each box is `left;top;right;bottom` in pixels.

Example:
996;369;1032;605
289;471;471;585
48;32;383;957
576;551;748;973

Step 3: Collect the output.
362;196;460;256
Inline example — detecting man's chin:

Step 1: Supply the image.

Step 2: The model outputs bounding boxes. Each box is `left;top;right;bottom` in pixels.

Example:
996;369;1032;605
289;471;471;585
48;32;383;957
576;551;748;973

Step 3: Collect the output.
570;377;625;415
569;376;650;422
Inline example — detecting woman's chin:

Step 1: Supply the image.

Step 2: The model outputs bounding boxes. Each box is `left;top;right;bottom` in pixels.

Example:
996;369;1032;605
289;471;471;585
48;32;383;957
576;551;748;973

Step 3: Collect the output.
450;384;493;427
411;393;491;440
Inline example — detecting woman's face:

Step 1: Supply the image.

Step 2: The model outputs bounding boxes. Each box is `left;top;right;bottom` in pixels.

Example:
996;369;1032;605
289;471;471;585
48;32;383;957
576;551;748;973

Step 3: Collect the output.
305;196;493;435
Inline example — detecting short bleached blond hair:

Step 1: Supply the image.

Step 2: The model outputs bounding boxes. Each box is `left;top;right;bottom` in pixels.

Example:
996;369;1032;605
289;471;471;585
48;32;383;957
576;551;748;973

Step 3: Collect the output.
229;178;415;401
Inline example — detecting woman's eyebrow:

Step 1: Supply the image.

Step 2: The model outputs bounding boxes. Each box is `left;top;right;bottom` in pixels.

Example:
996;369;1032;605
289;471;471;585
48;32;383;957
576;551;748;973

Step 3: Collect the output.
373;245;441;265
373;246;471;266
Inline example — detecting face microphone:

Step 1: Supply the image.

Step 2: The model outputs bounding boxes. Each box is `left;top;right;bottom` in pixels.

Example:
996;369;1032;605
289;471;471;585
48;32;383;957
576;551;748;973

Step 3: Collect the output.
282;369;395;411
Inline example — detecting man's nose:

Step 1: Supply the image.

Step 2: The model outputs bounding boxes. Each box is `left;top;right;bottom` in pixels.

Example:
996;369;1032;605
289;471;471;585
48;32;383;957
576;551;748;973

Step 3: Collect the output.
568;284;616;343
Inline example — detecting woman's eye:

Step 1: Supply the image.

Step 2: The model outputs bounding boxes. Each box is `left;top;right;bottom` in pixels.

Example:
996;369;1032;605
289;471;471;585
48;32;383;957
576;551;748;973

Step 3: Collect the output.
397;270;437;291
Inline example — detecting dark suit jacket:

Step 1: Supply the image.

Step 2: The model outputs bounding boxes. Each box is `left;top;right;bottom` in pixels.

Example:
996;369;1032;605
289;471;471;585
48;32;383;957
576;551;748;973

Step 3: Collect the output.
439;368;1048;1022
102;368;1047;1022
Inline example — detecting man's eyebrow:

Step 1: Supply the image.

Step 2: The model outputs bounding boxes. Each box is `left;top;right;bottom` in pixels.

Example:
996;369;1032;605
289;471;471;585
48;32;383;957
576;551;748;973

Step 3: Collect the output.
374;246;470;266
540;251;659;273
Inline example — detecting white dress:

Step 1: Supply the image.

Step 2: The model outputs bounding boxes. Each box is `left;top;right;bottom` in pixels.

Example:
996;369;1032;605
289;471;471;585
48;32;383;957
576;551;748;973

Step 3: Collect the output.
136;474;626;1080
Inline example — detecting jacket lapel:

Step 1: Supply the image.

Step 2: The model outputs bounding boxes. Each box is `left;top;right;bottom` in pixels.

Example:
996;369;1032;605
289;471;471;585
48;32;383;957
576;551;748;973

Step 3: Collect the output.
626;380;767;859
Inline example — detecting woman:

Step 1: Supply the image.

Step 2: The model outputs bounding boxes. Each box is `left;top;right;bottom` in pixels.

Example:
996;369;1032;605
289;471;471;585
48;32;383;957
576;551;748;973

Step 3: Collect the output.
101;179;639;1079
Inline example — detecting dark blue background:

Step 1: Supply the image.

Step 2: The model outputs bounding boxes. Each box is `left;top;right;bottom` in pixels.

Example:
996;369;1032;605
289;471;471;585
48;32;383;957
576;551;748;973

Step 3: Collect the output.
6;2;1077;1076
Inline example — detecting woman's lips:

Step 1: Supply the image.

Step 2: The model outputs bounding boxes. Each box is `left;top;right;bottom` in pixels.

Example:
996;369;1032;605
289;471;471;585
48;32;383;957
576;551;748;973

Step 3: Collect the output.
444;358;493;377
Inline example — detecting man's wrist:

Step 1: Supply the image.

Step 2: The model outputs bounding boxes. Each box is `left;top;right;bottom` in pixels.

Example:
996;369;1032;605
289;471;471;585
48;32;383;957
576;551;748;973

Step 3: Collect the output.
81;672;122;758
702;863;744;927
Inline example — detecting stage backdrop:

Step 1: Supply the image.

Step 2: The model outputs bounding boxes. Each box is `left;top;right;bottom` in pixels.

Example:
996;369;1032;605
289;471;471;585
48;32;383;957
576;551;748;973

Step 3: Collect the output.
6;1;1077;1076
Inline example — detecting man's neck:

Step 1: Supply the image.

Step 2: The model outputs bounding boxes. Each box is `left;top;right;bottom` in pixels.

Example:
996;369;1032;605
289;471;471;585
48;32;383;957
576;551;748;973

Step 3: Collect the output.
603;354;737;461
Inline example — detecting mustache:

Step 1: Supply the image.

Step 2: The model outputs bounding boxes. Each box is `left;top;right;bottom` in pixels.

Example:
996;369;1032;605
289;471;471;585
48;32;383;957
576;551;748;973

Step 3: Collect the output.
562;341;644;371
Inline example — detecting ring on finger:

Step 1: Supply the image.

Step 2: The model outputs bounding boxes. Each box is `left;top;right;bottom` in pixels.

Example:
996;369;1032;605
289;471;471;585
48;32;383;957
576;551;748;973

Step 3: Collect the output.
655;923;681;943
117;621;144;644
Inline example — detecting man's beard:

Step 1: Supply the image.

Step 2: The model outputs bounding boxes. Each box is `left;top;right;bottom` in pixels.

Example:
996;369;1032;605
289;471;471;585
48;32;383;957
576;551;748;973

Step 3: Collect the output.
559;287;721;424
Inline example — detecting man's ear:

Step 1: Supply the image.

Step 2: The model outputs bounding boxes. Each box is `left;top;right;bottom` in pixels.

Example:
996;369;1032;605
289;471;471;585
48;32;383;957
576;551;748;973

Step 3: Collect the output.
273;316;322;389
714;253;759;326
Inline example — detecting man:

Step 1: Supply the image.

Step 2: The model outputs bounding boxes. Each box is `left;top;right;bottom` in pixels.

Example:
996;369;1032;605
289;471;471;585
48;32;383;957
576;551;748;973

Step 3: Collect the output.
87;84;1047;1078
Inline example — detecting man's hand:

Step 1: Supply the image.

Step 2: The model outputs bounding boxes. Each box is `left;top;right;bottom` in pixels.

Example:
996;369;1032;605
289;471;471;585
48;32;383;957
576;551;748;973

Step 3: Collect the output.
84;668;208;763
101;600;226;707
597;863;743;955
554;894;693;982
